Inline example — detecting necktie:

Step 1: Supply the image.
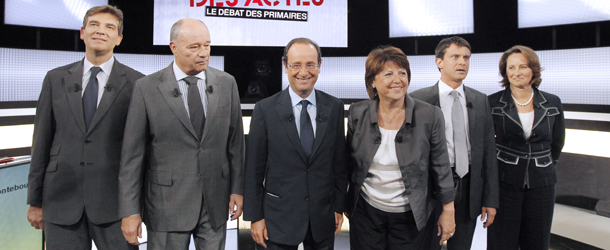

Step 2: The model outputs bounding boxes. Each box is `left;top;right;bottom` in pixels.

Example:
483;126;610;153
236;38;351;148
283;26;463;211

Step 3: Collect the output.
300;100;314;158
450;90;469;177
83;66;101;131
184;77;205;140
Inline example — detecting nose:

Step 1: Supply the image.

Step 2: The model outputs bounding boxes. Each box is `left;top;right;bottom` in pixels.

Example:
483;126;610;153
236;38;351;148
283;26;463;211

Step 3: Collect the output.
198;48;209;57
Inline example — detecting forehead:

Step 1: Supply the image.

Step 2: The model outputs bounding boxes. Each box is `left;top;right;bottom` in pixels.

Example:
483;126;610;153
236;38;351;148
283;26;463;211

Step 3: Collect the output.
381;61;404;71
507;53;528;64
444;44;471;57
86;13;120;25
177;22;210;42
287;43;318;62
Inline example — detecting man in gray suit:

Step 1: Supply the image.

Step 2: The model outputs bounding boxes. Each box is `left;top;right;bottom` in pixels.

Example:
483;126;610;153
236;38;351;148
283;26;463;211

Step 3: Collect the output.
410;36;499;249
26;5;144;250
119;18;244;250
244;38;347;250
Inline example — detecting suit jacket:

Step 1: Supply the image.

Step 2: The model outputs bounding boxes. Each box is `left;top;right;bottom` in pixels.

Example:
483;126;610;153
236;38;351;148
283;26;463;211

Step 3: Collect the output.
488;87;565;189
243;88;347;245
118;64;244;231
346;95;455;231
27;59;144;225
410;82;499;220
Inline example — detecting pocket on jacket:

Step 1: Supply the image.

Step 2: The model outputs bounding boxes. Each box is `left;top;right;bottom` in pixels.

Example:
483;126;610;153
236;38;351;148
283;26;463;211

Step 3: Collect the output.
546;107;560;116
221;163;230;178
148;169;173;186
49;145;61;155
265;192;281;199
46;161;58;172
535;155;552;167
497;151;519;165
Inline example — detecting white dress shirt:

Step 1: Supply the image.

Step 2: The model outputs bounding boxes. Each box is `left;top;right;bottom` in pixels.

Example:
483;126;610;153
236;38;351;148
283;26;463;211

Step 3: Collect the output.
173;62;208;118
438;80;471;166
288;87;317;137
82;57;114;106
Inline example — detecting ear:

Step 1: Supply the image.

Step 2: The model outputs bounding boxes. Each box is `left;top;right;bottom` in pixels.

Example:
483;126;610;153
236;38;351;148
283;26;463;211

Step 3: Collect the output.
435;57;443;70
80;27;85;41
283;61;289;73
169;41;177;55
115;34;123;46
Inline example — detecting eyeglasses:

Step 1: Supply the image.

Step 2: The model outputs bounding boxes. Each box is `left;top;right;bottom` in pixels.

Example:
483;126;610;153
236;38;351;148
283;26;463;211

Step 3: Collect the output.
286;63;319;71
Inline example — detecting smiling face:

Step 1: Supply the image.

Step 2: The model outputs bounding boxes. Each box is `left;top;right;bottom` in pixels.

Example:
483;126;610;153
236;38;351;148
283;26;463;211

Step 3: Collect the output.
80;13;123;56
170;19;211;75
373;62;409;102
437;44;471;86
506;53;533;89
284;43;320;98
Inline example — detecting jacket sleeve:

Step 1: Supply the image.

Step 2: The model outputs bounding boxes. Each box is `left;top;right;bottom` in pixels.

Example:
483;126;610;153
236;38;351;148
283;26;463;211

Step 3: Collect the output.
227;77;245;195
482;97;500;208
429;106;455;204
551;98;566;163
243;103;268;222
27;73;55;205
332;100;348;213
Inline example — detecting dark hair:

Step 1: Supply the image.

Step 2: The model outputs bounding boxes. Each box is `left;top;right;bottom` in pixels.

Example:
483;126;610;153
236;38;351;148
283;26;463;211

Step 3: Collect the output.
499;45;542;88
435;36;471;59
83;5;124;35
364;45;411;99
282;38;322;64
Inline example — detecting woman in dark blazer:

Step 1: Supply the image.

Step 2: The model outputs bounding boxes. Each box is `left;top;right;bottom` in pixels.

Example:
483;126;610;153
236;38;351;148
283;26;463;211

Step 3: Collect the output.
346;45;456;249
487;45;565;250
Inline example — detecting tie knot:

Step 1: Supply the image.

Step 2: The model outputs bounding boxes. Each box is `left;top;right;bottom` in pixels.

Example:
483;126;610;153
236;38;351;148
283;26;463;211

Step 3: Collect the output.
301;100;310;109
90;66;102;76
184;77;199;86
450;90;460;99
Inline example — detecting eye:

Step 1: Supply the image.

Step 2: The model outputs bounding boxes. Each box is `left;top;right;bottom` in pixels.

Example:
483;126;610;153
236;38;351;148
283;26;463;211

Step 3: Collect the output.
399;71;407;75
452;55;459;59
464;56;470;60
108;26;115;30
520;65;528;69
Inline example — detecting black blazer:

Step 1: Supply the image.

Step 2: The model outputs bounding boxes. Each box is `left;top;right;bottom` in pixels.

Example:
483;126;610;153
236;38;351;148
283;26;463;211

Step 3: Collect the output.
346;95;455;231
410;83;500;219
488;87;565;189
28;59;144;225
243;88;347;246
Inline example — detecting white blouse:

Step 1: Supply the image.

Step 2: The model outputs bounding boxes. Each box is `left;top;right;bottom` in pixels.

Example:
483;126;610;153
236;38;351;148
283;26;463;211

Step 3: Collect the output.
361;126;410;213
518;111;535;139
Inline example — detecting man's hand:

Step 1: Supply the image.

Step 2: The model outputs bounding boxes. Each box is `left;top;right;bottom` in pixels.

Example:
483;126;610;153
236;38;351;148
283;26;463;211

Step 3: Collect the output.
334;212;343;235
251;219;268;248
437;202;456;245
121;215;142;246
27;205;44;229
229;194;243;221
481;207;497;228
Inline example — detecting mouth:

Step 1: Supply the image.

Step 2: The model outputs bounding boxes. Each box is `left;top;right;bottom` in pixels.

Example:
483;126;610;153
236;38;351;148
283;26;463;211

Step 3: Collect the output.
296;75;313;83
196;60;208;65
92;38;107;42
456;69;466;73
389;86;404;92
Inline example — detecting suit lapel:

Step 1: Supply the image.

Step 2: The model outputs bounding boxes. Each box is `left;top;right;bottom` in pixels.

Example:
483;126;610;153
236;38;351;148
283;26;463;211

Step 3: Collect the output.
499;89;523;130
87;60;127;134
201;69;220;143
531;89;548;131
275;89;309;163
464;86;477;137
65;60;87;134
311;92;330;158
157;65;199;140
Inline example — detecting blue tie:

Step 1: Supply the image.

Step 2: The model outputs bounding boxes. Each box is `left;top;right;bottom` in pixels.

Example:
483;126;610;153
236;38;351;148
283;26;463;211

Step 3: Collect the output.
83;66;101;131
300;100;314;158
184;77;205;140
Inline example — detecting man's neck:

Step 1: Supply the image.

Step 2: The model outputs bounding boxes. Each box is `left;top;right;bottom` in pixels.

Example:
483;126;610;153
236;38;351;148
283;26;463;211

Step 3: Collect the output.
86;50;113;66
440;76;463;89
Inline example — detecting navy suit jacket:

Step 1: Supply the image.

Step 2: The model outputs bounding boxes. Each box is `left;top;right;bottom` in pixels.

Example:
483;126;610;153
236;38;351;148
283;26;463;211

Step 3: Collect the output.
243;88;347;245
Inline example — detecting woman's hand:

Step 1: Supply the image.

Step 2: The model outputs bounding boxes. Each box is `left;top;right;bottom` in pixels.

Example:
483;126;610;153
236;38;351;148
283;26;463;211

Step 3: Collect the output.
437;201;456;245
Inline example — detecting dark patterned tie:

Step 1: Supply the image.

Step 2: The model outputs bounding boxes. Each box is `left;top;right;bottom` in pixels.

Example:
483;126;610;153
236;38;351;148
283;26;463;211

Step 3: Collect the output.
300;100;314;158
184;77;205;140
83;66;101;131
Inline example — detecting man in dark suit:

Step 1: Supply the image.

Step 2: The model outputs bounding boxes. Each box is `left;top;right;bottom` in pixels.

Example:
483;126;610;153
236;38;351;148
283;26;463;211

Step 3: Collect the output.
26;5;144;250
244;38;347;250
410;36;499;249
118;18;244;250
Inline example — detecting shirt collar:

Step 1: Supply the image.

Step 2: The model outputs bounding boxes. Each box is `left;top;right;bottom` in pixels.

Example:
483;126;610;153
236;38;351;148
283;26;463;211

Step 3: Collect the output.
288;87;316;108
83;56;114;76
438;79;465;98
173;61;206;81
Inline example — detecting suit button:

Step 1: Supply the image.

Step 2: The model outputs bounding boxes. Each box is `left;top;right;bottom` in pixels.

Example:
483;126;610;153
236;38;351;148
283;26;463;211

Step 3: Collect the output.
80;162;84;166
84;140;91;144
307;168;311;173
305;197;309;200
199;148;204;152
198;173;202;178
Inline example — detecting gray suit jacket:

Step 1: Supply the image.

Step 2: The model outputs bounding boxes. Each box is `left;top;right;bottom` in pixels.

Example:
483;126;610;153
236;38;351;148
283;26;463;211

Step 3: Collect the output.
119;64;244;231
28;59;144;225
346;95;455;231
410;82;499;220
243;88;347;245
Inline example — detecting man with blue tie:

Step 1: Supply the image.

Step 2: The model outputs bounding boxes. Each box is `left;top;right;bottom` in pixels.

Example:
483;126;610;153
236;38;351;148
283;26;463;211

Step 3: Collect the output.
244;38;348;250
